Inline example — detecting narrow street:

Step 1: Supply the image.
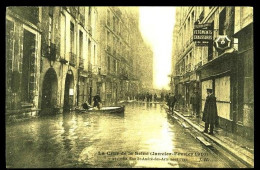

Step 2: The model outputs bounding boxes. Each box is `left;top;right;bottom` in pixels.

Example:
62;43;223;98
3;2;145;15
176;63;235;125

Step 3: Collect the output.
6;103;232;168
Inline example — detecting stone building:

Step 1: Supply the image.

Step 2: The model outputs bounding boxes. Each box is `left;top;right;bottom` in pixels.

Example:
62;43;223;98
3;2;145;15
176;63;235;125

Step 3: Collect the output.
38;7;99;113
171;7;253;139
6;6;152;117
6;7;42;116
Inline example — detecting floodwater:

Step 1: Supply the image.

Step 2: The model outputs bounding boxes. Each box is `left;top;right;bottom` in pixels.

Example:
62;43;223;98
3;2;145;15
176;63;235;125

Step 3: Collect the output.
6;102;230;168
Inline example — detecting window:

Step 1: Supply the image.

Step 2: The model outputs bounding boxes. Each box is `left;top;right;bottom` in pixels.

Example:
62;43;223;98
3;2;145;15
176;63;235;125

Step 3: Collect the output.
79;31;83;60
60;14;66;58
113;16;116;31
88;39;91;64
6;20;14;104
48;16;53;48
107;56;110;73
94;44;96;65
22;30;36;102
219;8;226;35
113;59;116;73
107;9;110;26
70;22;74;53
88;7;92;27
208;21;214;61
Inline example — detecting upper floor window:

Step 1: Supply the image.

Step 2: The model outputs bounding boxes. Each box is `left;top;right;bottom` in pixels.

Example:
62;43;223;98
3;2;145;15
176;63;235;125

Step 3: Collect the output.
107;9;111;26
219;8;226;35
70;22;75;53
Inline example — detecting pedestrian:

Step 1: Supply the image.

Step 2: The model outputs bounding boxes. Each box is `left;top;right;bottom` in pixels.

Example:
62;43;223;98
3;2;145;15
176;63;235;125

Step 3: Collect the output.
202;88;218;135
192;90;200;118
146;92;149;102
161;92;164;102
149;94;153;102
169;93;177;114
154;93;157;102
93;93;101;110
165;93;169;103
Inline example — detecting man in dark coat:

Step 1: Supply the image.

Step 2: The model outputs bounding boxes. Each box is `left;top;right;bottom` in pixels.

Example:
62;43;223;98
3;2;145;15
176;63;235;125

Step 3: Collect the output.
154;93;157;102
202;89;218;135
169;93;177;114
191;90;200;118
93;94;101;110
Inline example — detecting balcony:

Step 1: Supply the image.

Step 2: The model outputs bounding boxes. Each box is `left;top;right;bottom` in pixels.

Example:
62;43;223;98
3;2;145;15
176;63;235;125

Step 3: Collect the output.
79;57;84;69
186;63;191;73
78;13;85;26
42;43;57;61
88;25;92;35
113;50;116;57
88;63;92;73
49;43;57;61
107;45;111;54
195;61;202;70
69;6;78;18
69;52;76;67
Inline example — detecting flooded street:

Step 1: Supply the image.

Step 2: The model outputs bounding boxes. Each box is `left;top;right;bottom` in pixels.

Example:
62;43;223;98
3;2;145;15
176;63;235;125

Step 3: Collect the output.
6;103;230;168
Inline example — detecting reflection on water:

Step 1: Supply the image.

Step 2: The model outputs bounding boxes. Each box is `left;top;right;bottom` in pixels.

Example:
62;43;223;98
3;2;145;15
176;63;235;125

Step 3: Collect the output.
6;103;229;168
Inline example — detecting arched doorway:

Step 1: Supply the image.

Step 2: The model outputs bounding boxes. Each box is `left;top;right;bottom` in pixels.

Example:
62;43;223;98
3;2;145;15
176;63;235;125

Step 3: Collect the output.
41;68;58;114
64;70;74;111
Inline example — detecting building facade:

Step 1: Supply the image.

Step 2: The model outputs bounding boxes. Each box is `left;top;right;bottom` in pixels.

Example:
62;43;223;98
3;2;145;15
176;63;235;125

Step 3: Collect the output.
6;6;153;118
6;7;42;116
171;7;253;139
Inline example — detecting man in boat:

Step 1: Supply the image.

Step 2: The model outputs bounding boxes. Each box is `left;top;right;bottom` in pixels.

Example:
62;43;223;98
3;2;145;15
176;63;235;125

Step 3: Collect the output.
93;93;101;110
82;100;92;110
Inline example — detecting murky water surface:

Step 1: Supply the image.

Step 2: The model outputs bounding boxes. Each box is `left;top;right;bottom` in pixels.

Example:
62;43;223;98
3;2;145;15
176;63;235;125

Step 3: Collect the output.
6;103;230;168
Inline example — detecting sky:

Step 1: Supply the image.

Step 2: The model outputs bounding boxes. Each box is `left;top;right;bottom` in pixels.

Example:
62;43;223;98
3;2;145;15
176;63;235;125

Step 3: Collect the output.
139;7;176;90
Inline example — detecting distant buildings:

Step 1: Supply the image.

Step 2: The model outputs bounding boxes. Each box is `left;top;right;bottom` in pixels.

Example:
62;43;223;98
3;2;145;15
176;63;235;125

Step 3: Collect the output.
171;7;253;139
6;7;153;117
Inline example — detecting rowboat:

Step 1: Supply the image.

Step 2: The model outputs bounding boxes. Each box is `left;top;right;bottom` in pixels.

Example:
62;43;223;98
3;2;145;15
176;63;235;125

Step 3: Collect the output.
76;105;125;114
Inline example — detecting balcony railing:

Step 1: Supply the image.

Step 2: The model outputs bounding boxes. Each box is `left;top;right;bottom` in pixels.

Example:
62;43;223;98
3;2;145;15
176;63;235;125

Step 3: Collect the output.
88;63;92;72
69;52;76;66
79;57;84;69
107;45;111;53
49;43;57;61
42;43;56;61
78;13;85;26
88;25;92;35
186;63;191;72
69;7;78;18
113;50;116;56
195;61;202;69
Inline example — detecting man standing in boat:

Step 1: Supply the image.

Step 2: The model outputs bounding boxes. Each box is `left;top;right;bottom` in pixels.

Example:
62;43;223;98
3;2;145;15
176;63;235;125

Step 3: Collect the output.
93;93;101;110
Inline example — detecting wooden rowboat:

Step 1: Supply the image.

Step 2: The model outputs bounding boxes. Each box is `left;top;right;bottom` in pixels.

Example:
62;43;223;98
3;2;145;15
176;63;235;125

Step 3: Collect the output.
76;105;125;114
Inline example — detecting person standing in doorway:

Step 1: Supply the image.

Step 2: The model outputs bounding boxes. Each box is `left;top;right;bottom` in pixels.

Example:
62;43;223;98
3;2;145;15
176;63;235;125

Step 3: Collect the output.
202;88;218;135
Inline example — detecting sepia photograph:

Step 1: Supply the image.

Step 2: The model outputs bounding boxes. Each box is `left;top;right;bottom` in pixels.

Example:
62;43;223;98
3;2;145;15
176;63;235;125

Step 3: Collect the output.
5;6;254;168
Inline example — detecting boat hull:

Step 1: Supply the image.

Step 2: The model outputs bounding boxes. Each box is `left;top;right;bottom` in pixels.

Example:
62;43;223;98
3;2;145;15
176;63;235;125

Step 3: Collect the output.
76;106;125;114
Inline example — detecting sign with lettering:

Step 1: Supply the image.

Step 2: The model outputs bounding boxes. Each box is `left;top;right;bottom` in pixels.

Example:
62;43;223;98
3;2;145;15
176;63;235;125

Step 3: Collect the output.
193;23;213;46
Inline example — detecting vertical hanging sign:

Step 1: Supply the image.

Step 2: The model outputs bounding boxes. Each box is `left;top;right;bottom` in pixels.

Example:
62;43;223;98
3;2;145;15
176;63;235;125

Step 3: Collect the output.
193;22;213;46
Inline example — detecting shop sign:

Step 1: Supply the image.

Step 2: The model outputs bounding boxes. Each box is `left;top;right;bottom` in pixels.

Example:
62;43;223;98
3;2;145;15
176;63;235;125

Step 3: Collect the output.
69;88;74;95
193;23;213;46
214;35;231;51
